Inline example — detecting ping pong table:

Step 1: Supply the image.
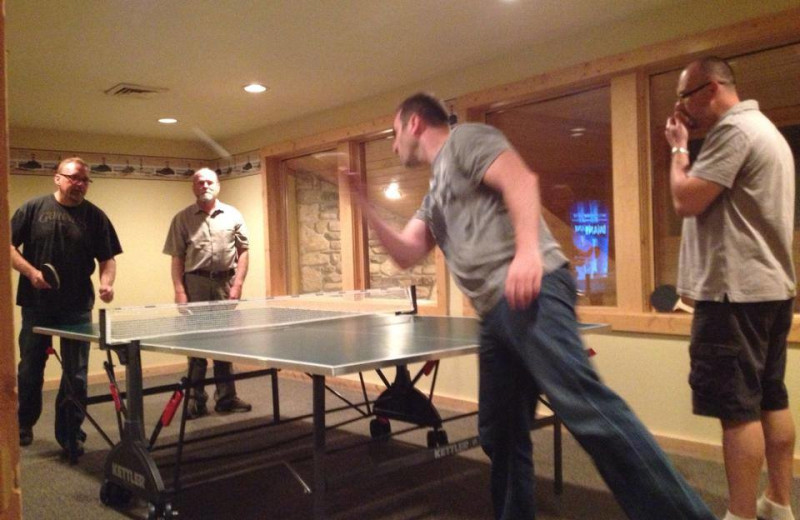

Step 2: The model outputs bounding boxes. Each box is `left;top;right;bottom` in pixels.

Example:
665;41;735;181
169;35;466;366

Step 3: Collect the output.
35;288;607;519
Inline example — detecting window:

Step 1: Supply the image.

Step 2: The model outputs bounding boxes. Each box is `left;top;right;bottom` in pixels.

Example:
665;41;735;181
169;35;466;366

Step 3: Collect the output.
649;43;800;307
486;86;615;306
363;137;438;300
281;151;342;294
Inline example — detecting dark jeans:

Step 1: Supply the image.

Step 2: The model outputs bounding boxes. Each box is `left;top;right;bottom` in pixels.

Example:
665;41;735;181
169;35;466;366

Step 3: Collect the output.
478;267;715;519
18;307;91;447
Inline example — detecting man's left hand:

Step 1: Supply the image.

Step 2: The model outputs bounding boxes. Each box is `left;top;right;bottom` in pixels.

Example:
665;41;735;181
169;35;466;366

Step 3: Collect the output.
505;251;543;310
229;284;242;300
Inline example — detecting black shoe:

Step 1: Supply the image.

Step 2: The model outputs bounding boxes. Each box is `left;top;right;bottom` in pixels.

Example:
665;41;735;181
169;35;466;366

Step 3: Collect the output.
59;439;85;458
19;427;33;447
186;400;209;420
214;396;252;414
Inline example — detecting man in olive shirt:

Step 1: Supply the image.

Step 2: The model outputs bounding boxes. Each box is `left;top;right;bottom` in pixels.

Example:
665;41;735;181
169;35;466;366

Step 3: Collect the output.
163;168;251;419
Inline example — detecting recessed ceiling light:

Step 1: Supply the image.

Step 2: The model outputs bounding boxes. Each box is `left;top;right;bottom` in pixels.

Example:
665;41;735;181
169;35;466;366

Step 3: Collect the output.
570;127;586;133
158;118;178;124
243;83;268;93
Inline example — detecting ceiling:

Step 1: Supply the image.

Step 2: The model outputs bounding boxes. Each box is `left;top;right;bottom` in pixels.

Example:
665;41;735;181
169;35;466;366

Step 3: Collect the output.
7;0;676;150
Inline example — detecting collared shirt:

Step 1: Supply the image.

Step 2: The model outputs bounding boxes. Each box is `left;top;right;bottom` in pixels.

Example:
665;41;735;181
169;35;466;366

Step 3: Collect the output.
163;201;249;273
678;100;796;302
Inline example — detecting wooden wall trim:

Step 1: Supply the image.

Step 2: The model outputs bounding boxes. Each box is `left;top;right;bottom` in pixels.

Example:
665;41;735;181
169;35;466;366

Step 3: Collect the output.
259;116;394;160
263;157;288;295
256;7;800;334
455;6;800;112
338;141;368;290
0;0;24;514
610;73;651;311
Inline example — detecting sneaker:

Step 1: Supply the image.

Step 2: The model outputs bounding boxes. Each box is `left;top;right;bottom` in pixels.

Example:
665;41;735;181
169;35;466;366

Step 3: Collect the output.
19;427;33;446
214;396;252;414
186;400;209;420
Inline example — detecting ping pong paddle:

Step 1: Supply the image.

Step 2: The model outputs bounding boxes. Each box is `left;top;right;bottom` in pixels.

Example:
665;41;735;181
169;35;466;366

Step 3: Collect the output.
42;263;61;290
650;284;693;313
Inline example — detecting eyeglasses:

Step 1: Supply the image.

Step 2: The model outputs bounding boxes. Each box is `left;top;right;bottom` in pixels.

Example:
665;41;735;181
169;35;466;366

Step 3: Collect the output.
58;173;93;185
677;81;712;101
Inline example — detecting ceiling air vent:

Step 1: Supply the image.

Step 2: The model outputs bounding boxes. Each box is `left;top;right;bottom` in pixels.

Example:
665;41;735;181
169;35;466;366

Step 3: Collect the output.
104;83;168;99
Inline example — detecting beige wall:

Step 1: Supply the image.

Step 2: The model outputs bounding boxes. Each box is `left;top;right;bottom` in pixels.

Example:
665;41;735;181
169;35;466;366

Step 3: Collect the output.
9;172;266;383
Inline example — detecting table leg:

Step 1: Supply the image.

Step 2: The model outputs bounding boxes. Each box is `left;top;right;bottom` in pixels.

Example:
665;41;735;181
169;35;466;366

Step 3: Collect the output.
312;375;326;519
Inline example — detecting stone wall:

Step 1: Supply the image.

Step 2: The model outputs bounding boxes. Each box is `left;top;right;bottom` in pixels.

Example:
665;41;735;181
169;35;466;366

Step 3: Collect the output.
367;205;437;300
295;171;437;298
296;171;342;293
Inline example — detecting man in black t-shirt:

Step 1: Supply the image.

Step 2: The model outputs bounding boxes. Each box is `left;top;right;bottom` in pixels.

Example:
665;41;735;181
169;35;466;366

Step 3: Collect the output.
10;157;122;456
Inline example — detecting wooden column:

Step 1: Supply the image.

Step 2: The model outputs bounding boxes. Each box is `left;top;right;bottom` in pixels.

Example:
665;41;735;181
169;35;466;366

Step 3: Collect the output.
262;156;289;296
0;0;24;515
610;72;652;312
337;142;368;290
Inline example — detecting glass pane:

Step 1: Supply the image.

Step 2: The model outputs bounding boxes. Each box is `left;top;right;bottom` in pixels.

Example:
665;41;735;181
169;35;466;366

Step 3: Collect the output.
486;86;615;306
282;151;342;294
364;137;438;300
650;43;800;308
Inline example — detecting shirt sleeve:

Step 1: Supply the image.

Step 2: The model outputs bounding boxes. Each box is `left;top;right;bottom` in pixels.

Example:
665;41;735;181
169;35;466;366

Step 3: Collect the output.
10;202;31;248
234;210;249;251
689;124;749;189
162;213;186;257
414;194;433;225
451;125;511;187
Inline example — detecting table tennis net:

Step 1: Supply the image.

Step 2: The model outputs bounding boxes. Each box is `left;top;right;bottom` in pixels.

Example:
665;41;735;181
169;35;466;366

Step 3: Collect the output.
101;287;414;344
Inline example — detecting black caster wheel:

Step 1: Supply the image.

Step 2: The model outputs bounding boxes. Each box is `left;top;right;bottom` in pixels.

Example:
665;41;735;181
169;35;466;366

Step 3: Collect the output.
369;417;391;439
147;502;177;520
99;479;132;507
162;503;176;519
427;429;449;448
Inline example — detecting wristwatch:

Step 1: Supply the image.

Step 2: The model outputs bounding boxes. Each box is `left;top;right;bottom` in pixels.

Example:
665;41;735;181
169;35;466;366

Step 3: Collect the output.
671;146;689;155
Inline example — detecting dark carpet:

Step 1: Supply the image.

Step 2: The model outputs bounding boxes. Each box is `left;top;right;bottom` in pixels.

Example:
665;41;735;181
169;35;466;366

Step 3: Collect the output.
18;369;799;519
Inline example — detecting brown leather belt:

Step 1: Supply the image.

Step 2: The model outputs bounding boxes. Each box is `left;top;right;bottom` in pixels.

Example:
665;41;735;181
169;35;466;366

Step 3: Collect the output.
186;268;235;279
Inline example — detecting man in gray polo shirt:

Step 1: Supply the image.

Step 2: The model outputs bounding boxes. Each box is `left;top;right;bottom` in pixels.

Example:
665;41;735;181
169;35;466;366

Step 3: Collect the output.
163;168;252;419
665;57;796;520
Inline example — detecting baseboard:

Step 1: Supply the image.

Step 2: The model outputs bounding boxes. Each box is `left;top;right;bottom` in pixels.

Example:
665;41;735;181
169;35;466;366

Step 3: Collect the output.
43;363;800;472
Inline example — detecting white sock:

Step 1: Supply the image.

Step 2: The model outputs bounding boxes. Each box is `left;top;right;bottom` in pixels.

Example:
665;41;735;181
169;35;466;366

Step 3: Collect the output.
723;511;755;520
757;494;795;520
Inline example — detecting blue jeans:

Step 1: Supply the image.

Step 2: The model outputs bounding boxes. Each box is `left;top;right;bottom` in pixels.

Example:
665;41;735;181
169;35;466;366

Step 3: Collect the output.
18;307;91;447
478;267;714;519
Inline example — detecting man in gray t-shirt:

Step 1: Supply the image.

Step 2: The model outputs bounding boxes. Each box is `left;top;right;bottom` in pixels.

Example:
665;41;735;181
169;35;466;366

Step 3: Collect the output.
345;93;714;520
666;57;795;520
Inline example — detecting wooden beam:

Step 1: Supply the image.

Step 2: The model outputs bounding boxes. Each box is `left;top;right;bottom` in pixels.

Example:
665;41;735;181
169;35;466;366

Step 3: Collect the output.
263;157;288;295
0;0;23;515
457;7;800;112
260;116;394;159
338;142;369;290
610;72;651;311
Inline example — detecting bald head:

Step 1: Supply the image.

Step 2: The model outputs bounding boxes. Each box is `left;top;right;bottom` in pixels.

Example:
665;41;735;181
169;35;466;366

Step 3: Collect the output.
685;56;737;92
192;168;220;207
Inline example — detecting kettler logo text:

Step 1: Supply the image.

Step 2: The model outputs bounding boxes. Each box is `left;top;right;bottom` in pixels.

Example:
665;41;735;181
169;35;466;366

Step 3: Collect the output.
112;462;146;489
434;437;480;459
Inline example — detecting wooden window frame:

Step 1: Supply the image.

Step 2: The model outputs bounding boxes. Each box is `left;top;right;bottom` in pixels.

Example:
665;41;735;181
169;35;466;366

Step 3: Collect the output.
260;121;449;316
260;7;800;335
